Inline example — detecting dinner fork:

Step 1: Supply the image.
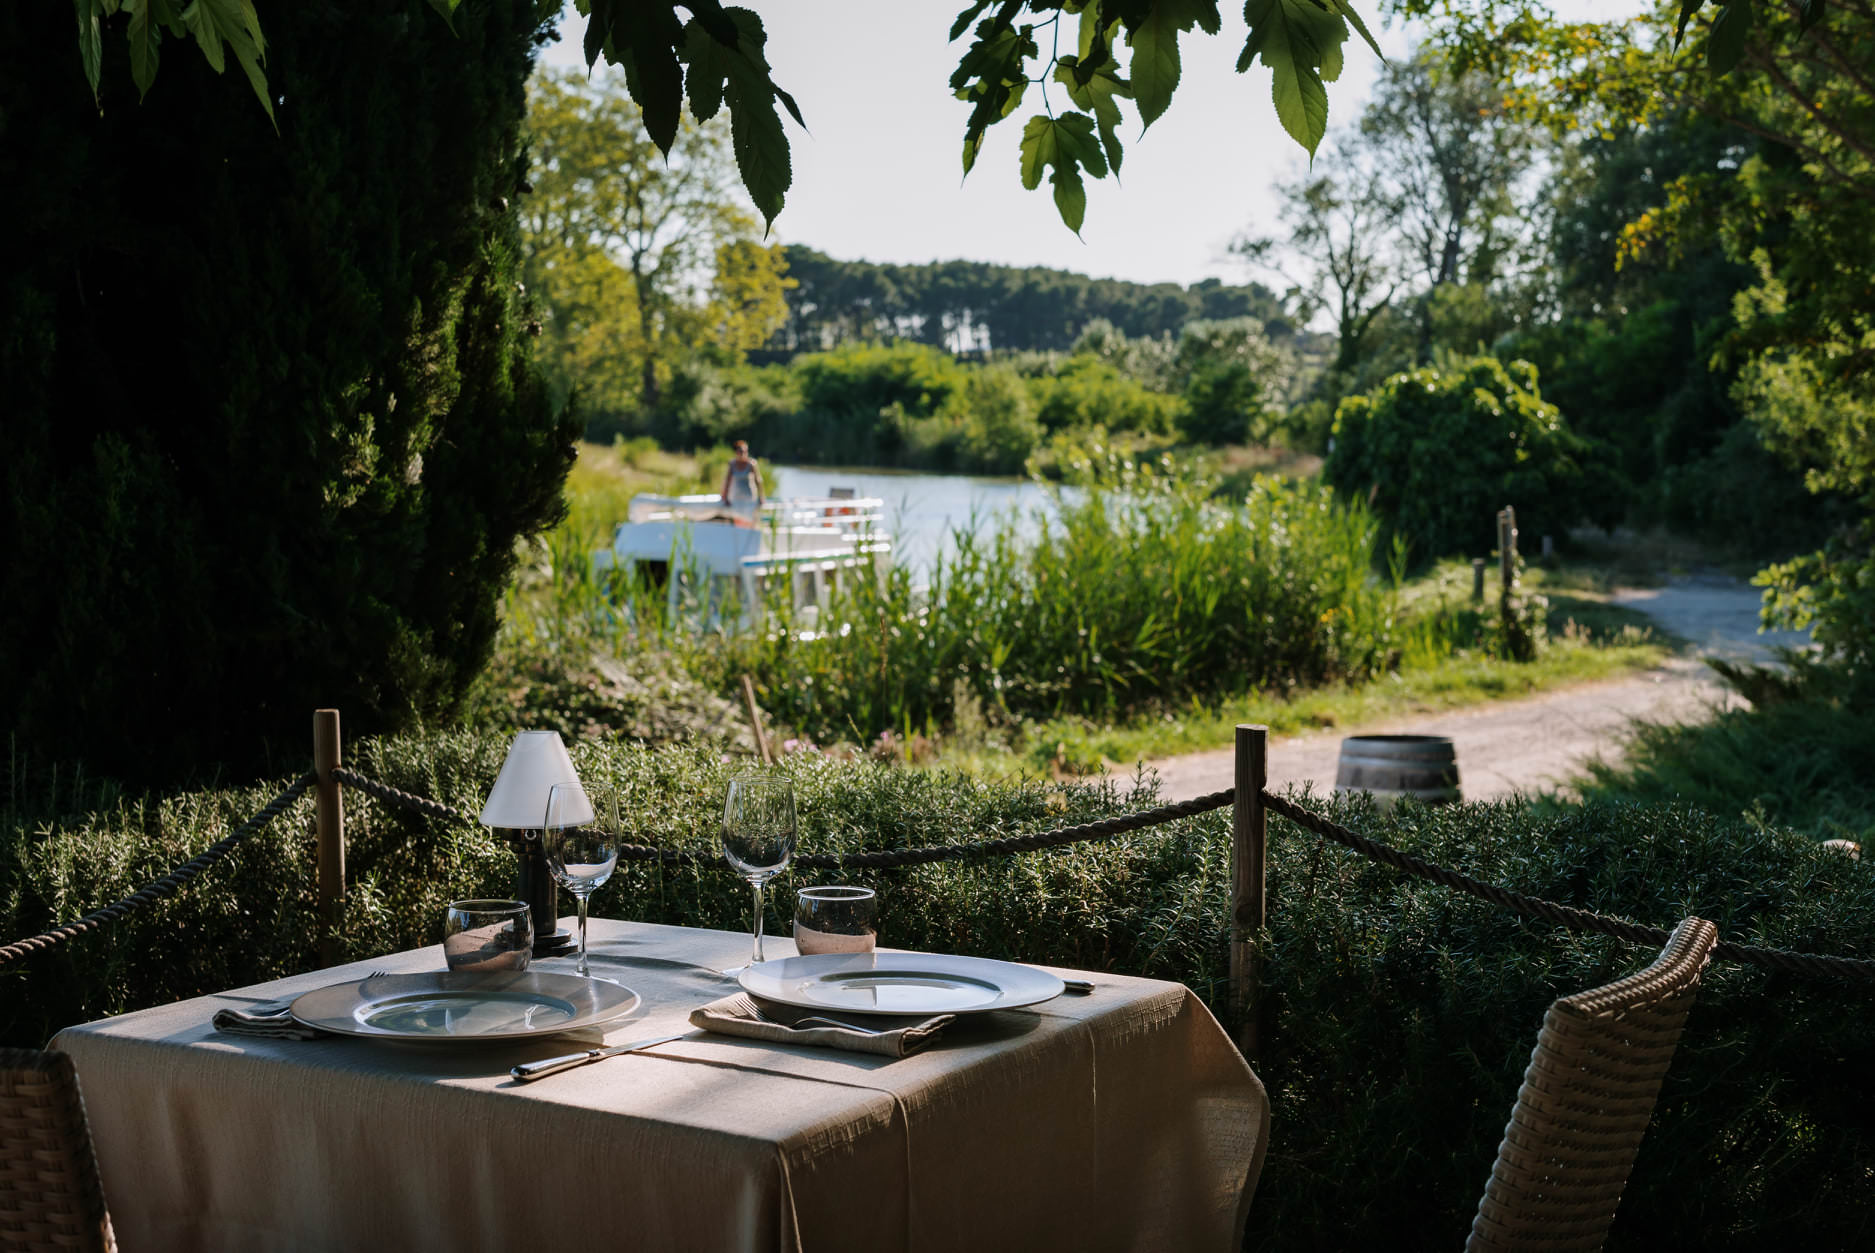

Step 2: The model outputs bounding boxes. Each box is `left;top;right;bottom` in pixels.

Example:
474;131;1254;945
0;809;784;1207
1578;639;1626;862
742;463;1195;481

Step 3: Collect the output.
750;1008;886;1036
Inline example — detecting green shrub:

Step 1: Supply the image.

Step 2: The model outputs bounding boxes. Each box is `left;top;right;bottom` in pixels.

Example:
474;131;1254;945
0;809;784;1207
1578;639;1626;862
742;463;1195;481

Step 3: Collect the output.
792;341;967;422
0;0;569;788
1180;359;1270;445
959;366;1044;472
6;736;1873;1248
1572;662;1875;841
1326;355;1619;564
1029;356;1181;434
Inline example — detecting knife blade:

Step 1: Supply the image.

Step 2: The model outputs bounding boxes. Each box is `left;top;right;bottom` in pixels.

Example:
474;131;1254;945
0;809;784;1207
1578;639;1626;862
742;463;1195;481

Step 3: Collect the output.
509;1032;686;1083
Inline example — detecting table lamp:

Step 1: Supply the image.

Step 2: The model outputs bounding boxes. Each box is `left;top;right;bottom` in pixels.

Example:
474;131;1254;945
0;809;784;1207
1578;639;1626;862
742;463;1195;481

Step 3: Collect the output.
481;730;591;957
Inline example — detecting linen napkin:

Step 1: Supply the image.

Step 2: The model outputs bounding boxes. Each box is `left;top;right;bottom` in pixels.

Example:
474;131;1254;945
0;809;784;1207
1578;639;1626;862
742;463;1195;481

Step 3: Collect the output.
689;992;954;1058
212;1002;323;1041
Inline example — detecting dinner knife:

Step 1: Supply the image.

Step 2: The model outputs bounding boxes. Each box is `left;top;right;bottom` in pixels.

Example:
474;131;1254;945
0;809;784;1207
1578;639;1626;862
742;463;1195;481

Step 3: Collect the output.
510;1032;686;1083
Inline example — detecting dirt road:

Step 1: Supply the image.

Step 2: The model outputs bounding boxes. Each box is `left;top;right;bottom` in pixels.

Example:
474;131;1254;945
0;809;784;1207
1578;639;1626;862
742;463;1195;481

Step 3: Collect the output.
1147;576;1810;803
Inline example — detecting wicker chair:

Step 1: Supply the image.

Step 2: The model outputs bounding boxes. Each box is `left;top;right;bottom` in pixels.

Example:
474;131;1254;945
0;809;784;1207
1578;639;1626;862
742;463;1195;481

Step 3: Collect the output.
0;1049;116;1253
1467;916;1719;1252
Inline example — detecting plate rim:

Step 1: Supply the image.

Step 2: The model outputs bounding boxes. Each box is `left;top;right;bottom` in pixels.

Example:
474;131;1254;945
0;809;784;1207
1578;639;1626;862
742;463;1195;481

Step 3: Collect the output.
288;970;640;1042
737;951;1064;1016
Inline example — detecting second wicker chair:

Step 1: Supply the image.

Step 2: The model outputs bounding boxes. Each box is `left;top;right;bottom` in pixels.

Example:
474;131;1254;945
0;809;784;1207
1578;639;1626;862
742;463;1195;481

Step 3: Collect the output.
1467;915;1720;1251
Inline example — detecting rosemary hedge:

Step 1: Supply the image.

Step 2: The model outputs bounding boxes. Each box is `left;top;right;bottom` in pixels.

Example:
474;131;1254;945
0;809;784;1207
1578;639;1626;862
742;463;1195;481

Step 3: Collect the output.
4;733;1871;1248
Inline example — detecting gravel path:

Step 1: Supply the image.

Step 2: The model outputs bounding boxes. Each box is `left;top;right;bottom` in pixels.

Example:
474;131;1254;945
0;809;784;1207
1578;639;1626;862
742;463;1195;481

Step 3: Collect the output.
1147;576;1810;804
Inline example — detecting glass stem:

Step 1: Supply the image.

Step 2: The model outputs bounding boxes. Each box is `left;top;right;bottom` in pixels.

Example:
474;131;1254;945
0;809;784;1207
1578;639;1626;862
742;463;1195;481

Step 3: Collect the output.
750;878;766;964
576;892;591;977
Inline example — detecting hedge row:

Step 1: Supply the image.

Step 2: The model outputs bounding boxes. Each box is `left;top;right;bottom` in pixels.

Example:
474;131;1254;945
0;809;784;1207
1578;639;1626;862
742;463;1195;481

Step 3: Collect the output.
4;732;1871;1248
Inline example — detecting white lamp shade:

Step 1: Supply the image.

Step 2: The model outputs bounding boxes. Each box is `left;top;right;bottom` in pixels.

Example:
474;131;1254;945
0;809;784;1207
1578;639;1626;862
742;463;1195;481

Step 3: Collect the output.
480;731;592;829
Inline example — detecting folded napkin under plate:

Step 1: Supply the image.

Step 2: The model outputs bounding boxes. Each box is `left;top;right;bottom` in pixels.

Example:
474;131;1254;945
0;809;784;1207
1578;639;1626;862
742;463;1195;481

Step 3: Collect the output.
690;992;954;1058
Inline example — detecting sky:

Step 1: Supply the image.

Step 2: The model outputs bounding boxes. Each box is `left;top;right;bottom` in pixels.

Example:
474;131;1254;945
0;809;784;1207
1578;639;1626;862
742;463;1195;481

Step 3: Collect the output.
538;1;1648;288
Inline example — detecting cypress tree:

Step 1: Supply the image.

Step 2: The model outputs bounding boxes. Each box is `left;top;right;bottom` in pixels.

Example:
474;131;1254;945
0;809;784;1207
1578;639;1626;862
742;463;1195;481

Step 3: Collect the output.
0;1;572;785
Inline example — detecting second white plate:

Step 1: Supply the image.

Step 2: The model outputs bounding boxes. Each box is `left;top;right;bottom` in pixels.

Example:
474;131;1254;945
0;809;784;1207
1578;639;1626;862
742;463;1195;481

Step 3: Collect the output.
738;952;1064;1016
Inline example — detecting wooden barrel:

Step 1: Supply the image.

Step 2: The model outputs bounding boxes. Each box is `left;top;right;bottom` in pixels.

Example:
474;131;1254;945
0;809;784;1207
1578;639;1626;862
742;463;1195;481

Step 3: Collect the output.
1335;735;1461;807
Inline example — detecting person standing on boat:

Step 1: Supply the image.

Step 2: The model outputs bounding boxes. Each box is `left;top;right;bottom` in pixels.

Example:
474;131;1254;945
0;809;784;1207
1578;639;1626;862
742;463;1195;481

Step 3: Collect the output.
720;440;765;524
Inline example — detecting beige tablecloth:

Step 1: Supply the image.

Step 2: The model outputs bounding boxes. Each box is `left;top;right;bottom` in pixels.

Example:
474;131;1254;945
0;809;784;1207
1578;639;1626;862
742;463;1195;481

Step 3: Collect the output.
54;920;1268;1252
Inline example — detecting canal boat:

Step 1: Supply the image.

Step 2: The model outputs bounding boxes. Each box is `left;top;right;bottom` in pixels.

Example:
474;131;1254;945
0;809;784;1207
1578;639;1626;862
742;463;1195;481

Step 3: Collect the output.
593;490;891;629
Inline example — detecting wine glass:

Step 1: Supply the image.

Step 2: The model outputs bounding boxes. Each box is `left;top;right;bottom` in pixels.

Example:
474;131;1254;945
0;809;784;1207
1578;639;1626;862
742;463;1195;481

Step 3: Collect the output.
721;775;796;975
543;781;619;978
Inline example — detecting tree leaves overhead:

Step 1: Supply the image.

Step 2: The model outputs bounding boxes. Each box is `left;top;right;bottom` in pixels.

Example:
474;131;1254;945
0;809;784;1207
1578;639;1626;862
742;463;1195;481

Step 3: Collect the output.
951;14;1038;177
1706;1;1755;72
580;0;802;232
1020;111;1108;233
1128;0;1221;129
178;0;272;123
1240;0;1354;157
62;0;1819;240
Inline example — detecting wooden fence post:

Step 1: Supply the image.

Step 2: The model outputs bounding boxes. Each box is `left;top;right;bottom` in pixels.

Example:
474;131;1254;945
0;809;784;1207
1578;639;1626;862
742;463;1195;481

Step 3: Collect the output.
739;675;774;765
1498;506;1518;594
1471;557;1486;602
1231;724;1269;1063
314;709;345;966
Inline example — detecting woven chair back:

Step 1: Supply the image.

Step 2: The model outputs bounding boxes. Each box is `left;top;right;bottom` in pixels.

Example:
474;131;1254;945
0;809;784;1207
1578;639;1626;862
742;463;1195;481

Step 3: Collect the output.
0;1049;116;1253
1467;915;1719;1252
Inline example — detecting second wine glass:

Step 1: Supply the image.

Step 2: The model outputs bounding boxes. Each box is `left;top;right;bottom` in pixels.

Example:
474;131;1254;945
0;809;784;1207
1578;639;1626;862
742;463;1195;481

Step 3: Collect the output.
544;781;619;978
721;775;796;975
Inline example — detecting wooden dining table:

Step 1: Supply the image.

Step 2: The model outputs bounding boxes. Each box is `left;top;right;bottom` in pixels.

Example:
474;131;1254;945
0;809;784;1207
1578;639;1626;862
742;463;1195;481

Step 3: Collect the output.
54;919;1269;1252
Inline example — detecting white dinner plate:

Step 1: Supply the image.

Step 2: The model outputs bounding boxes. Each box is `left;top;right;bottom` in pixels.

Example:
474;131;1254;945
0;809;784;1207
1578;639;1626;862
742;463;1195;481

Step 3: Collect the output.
738;952;1064;1016
289;971;640;1042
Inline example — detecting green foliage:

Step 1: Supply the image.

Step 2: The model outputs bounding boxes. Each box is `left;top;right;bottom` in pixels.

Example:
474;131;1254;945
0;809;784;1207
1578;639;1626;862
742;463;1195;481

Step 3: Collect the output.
1326;356;1618;564
1030;356;1180;435
521;69;792;426
1754;518;1875;677
0;0;570;787
705;464;1398;742
771;248;1290;355
959;366;1044;471
1173;317;1292;445
1572;657;1875;841
7;736;1875;1247
793;342;968;424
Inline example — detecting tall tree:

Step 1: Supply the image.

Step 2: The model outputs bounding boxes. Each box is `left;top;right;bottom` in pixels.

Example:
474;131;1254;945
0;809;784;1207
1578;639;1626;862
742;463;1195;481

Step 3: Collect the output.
1;0;570;785
1237;141;1402;375
521;68;789;419
1364;53;1537;292
1451;0;1875;666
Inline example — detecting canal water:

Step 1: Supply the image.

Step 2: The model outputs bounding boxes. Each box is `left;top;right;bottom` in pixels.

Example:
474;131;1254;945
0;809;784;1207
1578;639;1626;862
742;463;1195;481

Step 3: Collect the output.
763;464;1067;572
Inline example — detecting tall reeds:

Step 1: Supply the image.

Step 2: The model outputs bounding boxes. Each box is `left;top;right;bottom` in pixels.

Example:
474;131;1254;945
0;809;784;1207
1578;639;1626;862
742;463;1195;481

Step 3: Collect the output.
697;462;1398;742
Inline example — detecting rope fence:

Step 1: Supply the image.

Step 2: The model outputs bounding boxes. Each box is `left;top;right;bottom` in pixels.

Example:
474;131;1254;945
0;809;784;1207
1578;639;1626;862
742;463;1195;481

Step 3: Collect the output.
0;772;316;967
6;713;1874;1004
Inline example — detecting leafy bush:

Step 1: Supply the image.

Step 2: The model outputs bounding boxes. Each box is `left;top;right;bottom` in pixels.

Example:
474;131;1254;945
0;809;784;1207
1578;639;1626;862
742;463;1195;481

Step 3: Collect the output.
958;365;1044;472
1326;355;1619;564
1734;351;1875;676
1180;359;1271;445
1573;657;1875;841
1174;317;1293;446
0;0;569;787
1029;356;1180;434
793;341;968;423
6;736;1873;1249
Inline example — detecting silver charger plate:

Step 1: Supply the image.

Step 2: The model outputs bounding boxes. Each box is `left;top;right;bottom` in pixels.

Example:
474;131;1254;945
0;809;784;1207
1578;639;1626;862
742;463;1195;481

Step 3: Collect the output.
738;952;1065;1016
290;971;640;1042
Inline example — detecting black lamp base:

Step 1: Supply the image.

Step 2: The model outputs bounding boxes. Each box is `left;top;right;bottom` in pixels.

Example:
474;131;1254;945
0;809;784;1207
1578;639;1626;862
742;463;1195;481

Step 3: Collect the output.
532;928;578;957
508;830;578;958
